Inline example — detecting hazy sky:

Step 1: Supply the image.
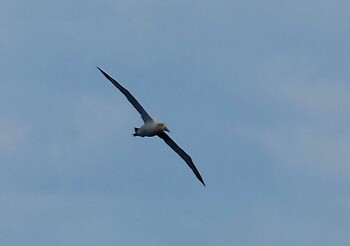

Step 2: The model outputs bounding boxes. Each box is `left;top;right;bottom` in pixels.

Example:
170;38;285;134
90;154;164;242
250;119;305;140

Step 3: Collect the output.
1;1;350;245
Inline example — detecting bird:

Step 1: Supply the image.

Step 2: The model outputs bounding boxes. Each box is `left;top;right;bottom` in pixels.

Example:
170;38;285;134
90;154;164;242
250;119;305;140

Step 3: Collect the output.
97;67;205;186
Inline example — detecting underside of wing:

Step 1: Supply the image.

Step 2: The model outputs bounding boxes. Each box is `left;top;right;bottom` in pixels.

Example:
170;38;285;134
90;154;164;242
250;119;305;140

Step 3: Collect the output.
158;132;205;186
97;67;153;123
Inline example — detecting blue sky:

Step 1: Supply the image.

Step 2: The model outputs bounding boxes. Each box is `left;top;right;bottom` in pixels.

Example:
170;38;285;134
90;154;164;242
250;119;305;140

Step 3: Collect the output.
1;1;350;245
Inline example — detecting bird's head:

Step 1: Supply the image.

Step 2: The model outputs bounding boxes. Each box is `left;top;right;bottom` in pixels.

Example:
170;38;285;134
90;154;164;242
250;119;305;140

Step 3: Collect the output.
158;122;170;132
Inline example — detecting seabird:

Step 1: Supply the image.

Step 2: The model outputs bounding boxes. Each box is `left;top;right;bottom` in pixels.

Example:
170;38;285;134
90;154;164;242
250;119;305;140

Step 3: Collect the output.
97;67;205;186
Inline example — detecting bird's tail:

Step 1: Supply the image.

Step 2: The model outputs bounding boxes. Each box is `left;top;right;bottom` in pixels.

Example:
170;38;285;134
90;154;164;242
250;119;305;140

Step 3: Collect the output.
133;127;139;137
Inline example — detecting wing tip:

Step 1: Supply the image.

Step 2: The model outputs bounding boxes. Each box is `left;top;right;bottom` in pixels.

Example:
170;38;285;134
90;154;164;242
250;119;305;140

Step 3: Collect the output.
97;66;106;75
97;66;114;82
198;176;206;186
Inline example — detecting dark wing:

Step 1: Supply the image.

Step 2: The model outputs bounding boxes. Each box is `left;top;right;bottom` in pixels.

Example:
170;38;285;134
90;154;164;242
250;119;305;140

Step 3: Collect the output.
97;67;153;123
158;132;205;186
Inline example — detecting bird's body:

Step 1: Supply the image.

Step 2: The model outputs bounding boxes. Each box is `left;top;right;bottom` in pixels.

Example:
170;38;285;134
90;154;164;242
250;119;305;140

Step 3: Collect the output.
134;121;169;137
97;67;205;186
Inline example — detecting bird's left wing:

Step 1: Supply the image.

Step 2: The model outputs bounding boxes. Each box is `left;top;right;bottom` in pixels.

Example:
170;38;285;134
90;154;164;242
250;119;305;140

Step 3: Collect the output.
158;132;205;186
97;67;153;123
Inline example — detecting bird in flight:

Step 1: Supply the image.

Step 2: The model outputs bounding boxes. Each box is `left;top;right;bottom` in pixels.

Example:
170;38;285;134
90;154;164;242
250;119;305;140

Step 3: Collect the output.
97;67;205;186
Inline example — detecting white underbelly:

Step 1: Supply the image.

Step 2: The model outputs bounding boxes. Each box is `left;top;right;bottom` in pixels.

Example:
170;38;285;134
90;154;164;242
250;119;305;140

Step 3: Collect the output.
137;122;162;137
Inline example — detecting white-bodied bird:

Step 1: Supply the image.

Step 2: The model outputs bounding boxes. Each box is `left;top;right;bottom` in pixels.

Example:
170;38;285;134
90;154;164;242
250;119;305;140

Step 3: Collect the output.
97;67;205;186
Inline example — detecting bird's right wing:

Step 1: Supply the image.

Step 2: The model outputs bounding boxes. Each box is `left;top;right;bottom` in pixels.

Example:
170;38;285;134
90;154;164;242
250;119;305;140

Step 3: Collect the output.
97;67;153;123
158;132;205;186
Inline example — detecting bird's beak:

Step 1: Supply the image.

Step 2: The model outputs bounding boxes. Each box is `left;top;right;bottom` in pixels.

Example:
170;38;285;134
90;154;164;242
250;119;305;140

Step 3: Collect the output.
164;126;170;132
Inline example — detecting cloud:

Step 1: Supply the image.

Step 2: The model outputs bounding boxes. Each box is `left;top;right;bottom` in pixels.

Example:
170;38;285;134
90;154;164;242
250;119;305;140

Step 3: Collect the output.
256;56;350;118
0;192;120;245
208;196;350;245
0;191;205;246
234;56;350;178
72;92;133;145
257;127;350;176
38;90;136;174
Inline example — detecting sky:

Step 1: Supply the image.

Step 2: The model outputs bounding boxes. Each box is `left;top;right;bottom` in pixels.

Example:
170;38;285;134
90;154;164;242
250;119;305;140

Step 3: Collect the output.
1;0;350;245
